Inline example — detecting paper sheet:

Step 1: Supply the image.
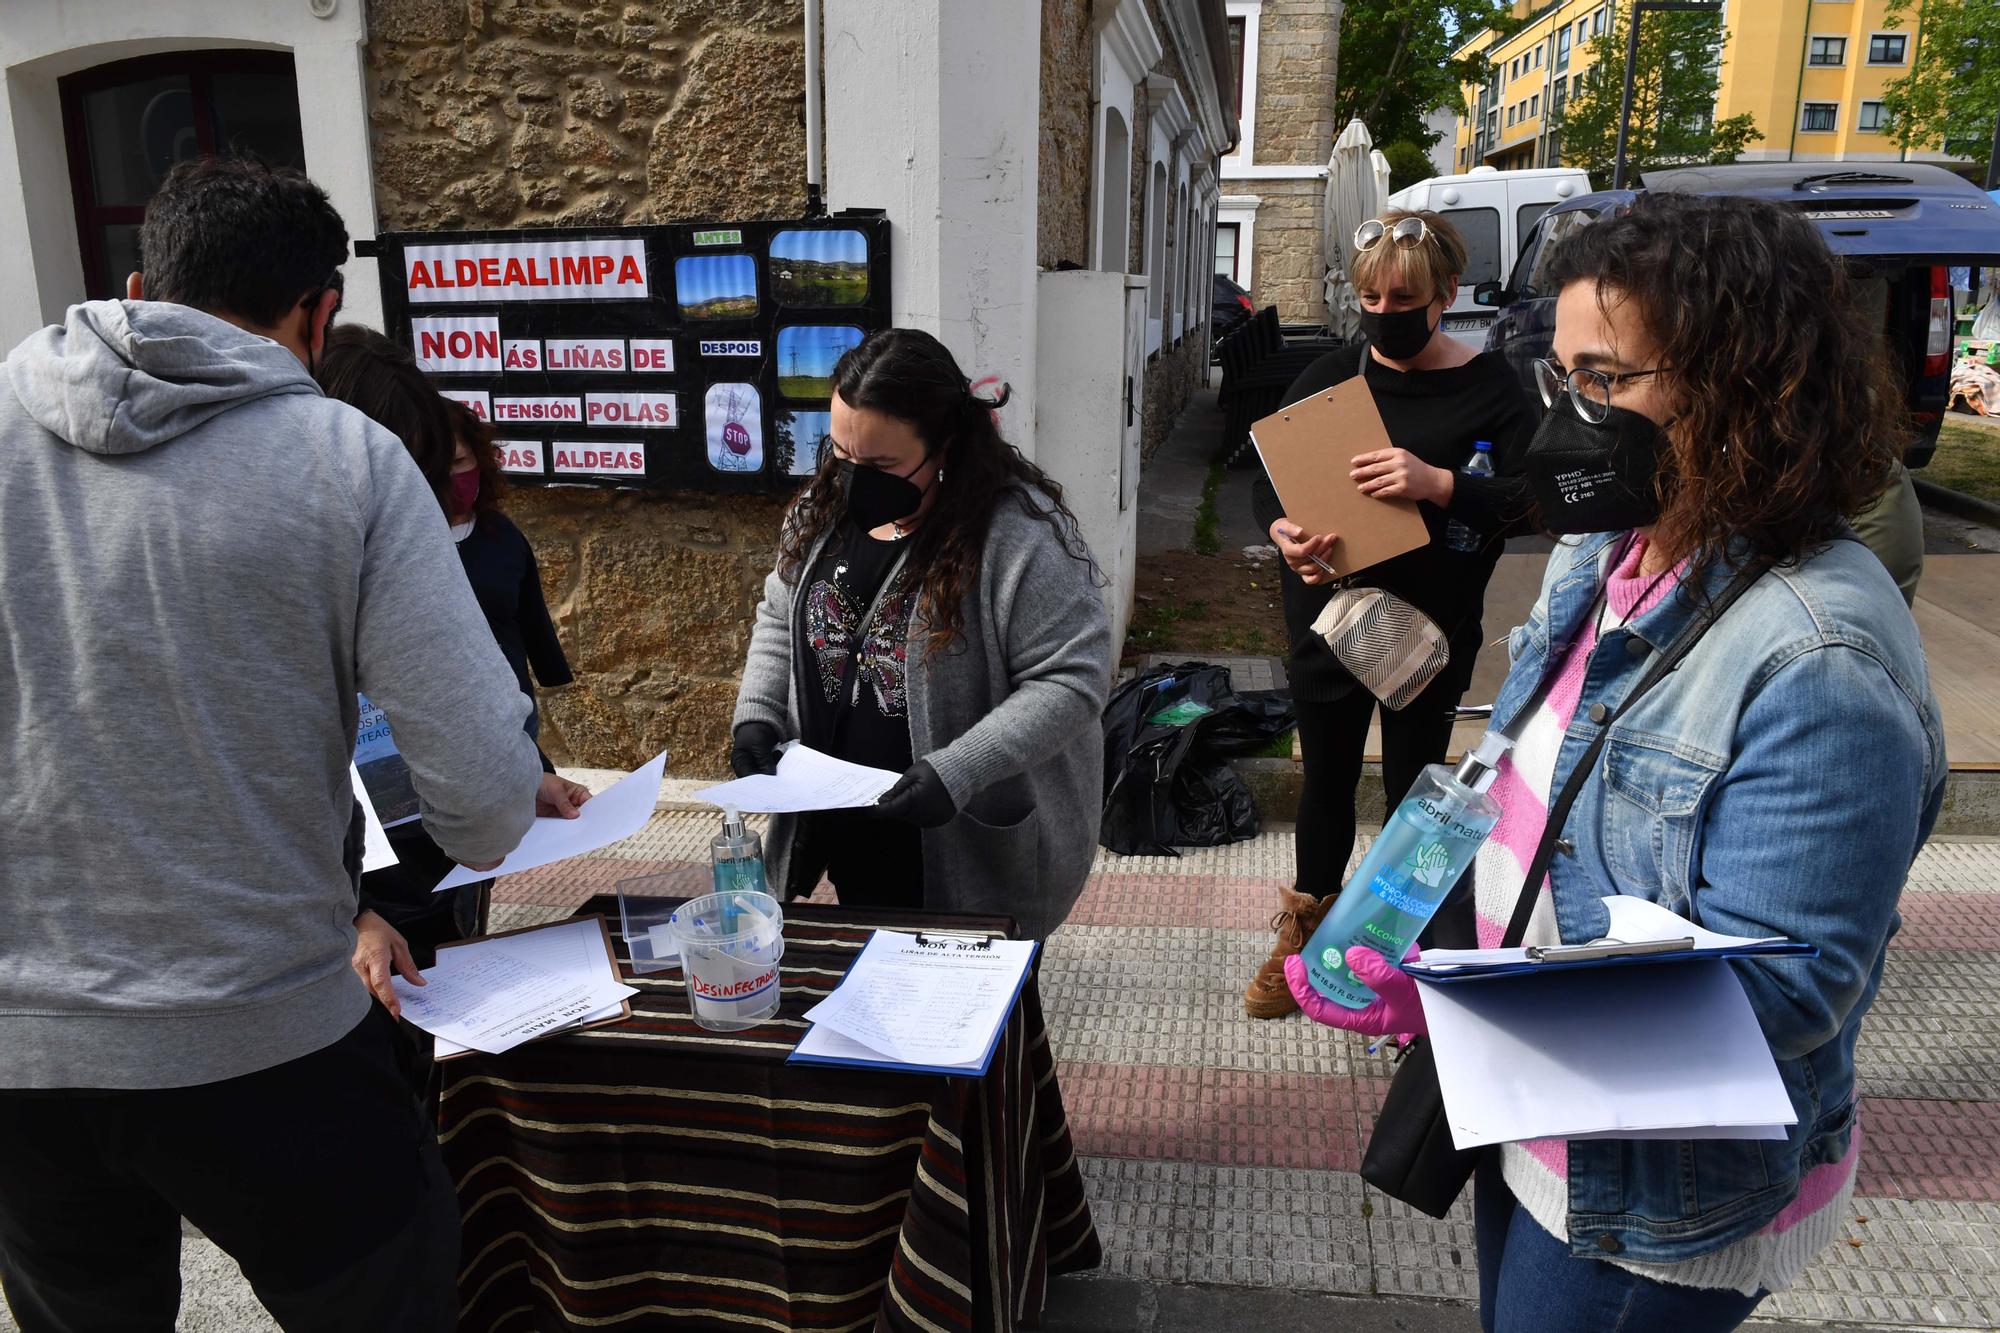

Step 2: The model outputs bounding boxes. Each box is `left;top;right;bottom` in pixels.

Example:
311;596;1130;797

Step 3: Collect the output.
801;931;1037;1066
351;765;398;872
692;743;900;815
433;750;667;892
405;916;634;1056
1418;959;1796;1149
1406;895;1788;974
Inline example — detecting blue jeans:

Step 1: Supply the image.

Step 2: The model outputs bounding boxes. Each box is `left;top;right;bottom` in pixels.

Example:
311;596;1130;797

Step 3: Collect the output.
1475;1154;1768;1333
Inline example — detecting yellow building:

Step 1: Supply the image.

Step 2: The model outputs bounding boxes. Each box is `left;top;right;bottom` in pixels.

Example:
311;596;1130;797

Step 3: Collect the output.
1449;1;1963;176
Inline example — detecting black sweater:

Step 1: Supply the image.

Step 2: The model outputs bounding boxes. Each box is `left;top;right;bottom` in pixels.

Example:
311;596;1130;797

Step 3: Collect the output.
1251;347;1537;703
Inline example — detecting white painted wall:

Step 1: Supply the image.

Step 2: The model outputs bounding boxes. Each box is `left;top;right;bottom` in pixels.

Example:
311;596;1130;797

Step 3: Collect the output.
0;0;380;350
824;0;1040;461
1036;268;1147;647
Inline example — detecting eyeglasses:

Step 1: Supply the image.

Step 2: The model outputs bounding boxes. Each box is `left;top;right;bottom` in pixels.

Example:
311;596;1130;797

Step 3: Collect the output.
1533;357;1671;425
1354;217;1431;252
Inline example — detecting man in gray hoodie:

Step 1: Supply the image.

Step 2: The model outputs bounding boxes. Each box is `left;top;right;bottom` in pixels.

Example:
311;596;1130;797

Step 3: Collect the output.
0;159;542;1330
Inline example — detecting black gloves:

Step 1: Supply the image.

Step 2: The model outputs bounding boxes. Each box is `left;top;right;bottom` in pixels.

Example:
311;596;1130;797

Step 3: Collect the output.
729;721;783;777
870;759;958;828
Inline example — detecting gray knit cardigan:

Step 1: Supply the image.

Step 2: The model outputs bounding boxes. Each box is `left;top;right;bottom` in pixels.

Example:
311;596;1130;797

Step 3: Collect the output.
732;487;1113;938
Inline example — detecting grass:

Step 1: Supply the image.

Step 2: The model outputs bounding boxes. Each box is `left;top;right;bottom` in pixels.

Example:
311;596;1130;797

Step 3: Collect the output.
1126;598;1209;655
1926;419;2000;505
778;376;830;400
1191;461;1224;557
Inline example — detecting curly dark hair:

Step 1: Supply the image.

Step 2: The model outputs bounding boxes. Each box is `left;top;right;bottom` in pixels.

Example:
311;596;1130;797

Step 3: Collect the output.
777;328;1097;656
1544;192;1906;570
442;397;508;519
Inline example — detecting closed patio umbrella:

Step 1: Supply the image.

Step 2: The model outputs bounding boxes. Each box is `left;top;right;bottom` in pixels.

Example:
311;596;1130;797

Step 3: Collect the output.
1322;118;1388;339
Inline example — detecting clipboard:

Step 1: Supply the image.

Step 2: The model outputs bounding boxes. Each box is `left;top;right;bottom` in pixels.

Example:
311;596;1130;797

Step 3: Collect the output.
1401;935;1816;985
429;912;634;1060
1248;374;1430;578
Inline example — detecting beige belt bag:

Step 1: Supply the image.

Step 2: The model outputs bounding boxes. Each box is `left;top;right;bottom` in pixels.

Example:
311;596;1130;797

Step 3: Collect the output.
1310;588;1450;711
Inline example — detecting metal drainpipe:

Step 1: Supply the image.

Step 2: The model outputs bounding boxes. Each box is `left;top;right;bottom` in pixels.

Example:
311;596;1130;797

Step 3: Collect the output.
1786;1;1812;162
804;0;825;217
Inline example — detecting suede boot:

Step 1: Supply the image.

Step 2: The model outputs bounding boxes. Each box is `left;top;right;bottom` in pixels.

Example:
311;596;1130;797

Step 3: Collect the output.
1243;884;1336;1018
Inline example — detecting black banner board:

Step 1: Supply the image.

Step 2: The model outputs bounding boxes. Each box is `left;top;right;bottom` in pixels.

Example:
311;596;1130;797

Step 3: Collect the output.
362;215;891;492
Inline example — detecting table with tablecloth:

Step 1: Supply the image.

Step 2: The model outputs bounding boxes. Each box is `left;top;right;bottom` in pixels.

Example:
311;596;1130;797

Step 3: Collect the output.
436;894;1100;1332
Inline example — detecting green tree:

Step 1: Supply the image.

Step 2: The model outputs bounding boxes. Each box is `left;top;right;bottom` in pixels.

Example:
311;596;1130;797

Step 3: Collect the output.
1381;140;1440;191
1335;2;1520;151
1554;7;1762;181
1879;0;2000;181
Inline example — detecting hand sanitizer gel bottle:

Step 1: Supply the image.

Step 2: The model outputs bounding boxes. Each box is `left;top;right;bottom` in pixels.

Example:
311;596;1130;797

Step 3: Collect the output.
1302;732;1511;1007
711;809;768;903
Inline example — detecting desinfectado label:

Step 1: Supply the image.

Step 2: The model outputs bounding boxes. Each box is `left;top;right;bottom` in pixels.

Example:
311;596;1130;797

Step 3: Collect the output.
688;962;779;1019
403;239;650;303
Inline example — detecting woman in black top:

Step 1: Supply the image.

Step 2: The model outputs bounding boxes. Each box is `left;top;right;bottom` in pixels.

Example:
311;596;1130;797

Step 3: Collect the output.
317;327;590;997
1244;209;1535;1019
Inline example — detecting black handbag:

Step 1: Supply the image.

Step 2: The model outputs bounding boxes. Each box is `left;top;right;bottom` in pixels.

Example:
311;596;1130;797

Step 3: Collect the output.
1359;560;1766;1218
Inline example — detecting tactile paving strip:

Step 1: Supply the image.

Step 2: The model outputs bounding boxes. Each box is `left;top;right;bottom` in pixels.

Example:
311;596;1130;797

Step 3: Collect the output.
1854;955;2000;1102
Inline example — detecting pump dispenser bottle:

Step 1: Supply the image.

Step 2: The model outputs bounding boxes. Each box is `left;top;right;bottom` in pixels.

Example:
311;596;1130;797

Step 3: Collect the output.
1302;732;1511;1007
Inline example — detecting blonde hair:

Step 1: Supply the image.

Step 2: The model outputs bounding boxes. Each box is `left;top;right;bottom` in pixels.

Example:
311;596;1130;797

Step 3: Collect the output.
1350;208;1467;305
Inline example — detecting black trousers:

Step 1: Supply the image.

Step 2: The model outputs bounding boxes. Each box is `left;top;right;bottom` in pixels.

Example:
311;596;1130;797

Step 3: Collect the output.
0;1005;460;1333
809;809;926;912
1292;669;1478;948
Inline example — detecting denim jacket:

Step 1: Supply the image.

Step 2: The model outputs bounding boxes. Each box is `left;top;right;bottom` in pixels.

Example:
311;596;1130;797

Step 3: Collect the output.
1490;531;1946;1263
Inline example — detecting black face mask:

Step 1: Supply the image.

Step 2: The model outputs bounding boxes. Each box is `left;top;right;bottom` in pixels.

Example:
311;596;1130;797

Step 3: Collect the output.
1524;396;1666;535
1358;303;1438;360
838;456;931;531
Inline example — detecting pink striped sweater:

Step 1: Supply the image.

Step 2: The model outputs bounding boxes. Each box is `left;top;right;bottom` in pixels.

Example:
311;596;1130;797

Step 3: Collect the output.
1470;535;1857;1295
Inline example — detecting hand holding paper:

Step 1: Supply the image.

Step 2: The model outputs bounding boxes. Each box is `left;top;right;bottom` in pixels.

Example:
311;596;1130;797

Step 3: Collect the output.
434;750;667;892
693;743;900;815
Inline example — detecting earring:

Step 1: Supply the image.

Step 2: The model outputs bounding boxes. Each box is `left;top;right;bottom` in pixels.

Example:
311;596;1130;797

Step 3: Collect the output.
935;468;945;484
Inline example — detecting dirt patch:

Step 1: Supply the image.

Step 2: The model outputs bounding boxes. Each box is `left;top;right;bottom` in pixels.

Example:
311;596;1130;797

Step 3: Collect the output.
1124;547;1292;665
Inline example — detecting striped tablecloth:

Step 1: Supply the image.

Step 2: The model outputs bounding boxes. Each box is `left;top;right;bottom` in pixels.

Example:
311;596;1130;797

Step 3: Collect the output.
437;896;1101;1332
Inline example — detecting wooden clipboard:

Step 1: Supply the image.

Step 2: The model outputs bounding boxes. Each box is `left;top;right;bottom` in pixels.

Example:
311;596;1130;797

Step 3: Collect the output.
1249;374;1429;578
429;912;633;1060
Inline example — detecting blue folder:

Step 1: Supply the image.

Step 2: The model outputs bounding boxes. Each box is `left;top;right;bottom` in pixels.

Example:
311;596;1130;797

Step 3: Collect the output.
786;933;1038;1078
1402;936;1816;986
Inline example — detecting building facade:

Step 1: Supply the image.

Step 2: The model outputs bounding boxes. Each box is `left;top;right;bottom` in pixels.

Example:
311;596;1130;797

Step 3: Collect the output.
1450;0;1966;175
1214;0;1339;326
0;0;1234;774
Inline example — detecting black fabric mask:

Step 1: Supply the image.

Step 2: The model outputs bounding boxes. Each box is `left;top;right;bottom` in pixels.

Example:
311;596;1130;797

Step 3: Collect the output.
838;456;929;531
1524;396;1666;535
1358;304;1438;360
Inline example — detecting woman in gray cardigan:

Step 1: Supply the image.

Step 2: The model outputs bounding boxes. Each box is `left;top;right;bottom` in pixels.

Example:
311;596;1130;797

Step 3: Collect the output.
730;329;1112;938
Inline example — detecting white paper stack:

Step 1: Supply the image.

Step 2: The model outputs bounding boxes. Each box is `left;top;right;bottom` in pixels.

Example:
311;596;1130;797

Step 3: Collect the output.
791;930;1038;1076
1414;896;1801;1150
692;743;900;814
393;916;635;1057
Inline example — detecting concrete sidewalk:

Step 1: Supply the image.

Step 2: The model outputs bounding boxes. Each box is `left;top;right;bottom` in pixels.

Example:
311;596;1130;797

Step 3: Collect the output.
27;823;1995;1332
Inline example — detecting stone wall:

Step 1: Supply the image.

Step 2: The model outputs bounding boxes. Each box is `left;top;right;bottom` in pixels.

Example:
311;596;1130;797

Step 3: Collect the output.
1249;178;1326;326
1038;0;1094;269
365;0;809;774
1253;0;1338;166
1141;332;1205;455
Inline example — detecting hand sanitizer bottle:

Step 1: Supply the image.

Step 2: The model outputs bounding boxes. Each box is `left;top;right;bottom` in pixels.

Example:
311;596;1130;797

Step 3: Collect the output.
711;809;768;903
1302;732;1511;1007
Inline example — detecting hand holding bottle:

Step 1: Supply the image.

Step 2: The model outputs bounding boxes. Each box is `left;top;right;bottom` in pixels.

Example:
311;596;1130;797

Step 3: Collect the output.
1285;947;1426;1041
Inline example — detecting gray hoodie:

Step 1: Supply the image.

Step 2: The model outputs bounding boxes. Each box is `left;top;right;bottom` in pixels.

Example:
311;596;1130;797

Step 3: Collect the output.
0;301;542;1089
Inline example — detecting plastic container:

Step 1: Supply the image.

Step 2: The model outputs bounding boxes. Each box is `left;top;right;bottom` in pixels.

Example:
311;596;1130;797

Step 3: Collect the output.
1302;732;1510;1008
1444;441;1496;554
615;865;711;974
668;890;786;1031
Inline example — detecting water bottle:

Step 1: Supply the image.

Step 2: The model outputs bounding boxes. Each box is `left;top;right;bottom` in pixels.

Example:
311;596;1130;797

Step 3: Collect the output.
1444;441;1496;554
710;809;769;902
1302;733;1511;1007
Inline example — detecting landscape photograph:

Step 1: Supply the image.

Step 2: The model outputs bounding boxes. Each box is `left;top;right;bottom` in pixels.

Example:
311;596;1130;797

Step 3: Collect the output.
769;228;869;306
675;253;758;321
776;325;863;400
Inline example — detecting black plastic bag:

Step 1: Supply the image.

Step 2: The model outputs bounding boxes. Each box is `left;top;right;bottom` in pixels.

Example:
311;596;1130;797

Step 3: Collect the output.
1098;661;1297;856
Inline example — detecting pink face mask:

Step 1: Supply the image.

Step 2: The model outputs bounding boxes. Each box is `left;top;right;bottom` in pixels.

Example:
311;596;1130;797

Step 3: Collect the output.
448;470;479;516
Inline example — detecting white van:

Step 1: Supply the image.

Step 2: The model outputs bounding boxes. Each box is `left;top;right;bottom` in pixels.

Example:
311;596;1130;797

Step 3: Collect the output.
1385;166;1593;347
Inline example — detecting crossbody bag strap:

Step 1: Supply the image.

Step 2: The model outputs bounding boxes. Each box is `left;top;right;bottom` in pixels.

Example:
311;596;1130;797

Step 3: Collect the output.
1497;560;1768;949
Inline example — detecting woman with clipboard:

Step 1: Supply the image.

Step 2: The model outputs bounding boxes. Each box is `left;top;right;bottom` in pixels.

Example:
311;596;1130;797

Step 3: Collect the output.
1244;210;1535;1019
1289;195;1945;1330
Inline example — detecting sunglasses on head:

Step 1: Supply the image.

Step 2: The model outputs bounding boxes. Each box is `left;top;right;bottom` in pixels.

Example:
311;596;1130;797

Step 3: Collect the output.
1354;217;1432;252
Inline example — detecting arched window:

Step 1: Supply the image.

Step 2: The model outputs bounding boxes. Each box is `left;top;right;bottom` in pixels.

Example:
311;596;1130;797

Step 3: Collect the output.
1098;109;1131;273
1146;160;1166;321
59;51;304;300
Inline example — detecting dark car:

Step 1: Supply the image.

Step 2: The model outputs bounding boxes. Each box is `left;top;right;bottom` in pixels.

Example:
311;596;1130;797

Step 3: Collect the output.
1473;163;2000;468
1213;272;1254;343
